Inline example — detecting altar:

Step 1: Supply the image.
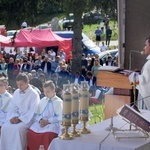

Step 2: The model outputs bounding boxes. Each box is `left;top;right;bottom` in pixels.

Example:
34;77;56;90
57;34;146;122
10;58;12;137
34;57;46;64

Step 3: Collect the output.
48;110;150;150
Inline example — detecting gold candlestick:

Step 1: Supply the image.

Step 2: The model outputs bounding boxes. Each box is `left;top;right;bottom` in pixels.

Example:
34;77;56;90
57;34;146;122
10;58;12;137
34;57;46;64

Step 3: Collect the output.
80;116;91;134
79;81;91;134
131;73;141;113
60;122;73;140
60;84;73;140
70;83;81;137
70;120;81;137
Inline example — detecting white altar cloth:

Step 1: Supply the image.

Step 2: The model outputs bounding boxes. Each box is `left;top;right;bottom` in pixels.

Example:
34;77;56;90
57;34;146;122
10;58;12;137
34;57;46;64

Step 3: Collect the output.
48;110;150;150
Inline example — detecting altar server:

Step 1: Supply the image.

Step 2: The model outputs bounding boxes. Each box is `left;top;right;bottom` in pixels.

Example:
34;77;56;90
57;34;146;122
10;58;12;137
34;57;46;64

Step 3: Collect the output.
27;80;63;150
0;77;12;126
0;73;40;150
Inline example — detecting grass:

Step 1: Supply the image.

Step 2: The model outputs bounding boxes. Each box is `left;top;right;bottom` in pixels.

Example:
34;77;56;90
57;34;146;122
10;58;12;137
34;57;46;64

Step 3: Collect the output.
82;21;118;42
36;12;118;42
89;101;105;125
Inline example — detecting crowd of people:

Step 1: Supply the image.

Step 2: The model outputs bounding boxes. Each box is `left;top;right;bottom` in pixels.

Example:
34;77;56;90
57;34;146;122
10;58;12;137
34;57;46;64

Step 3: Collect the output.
0;46;119;149
0;47;118;97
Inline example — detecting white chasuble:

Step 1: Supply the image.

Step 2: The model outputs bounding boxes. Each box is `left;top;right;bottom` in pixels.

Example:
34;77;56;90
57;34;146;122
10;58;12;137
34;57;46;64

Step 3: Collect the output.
0;85;40;150
137;55;150;109
30;95;63;135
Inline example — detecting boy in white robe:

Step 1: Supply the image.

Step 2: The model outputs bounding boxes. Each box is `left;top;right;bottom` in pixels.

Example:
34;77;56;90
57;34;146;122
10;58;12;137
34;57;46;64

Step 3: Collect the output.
0;77;12;126
0;73;40;150
27;80;63;150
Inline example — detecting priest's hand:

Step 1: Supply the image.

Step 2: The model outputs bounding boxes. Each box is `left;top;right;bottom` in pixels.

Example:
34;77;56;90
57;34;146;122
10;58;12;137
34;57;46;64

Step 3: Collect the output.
39;119;50;127
10;117;21;124
14;117;21;124
10;117;16;124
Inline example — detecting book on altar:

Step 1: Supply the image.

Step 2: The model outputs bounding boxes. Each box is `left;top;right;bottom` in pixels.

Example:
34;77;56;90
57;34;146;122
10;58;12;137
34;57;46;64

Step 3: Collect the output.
98;66;120;72
117;104;150;132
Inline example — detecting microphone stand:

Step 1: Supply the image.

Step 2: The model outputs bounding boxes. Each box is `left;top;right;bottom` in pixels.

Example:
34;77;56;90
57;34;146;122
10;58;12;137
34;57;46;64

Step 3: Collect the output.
130;73;137;130
105;73;138;132
105;112;118;132
129;50;144;70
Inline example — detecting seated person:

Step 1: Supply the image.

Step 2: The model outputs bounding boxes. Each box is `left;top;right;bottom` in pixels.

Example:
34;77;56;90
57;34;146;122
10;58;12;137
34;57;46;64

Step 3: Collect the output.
1;73;40;150
0;77;12;126
85;71;96;96
90;86;105;105
105;55;114;66
27;80;63;150
70;71;85;84
51;73;62;88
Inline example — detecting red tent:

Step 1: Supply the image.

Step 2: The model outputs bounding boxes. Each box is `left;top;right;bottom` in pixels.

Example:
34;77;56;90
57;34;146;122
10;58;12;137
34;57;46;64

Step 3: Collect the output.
1;28;72;60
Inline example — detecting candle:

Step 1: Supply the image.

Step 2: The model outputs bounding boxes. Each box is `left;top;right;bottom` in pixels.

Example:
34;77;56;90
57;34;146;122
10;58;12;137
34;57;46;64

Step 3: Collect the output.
62;84;71;124
71;84;79;121
79;81;89;119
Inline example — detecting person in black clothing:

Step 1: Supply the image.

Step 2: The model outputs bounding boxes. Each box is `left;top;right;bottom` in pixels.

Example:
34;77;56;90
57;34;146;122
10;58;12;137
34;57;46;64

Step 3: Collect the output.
106;26;112;46
105;55;114;66
81;53;88;78
21;60;31;73
70;71;85;84
41;56;51;80
7;57;15;88
58;65;70;88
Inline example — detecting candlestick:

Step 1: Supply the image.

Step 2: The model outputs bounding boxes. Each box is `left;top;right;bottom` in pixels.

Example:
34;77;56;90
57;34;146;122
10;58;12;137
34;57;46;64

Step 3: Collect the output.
71;83;79;121
79;81;90;134
70;83;81;137
60;84;73;140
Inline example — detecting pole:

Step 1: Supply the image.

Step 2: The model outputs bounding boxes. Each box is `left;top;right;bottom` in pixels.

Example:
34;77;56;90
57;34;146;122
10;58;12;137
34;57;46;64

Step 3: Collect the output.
117;0;126;69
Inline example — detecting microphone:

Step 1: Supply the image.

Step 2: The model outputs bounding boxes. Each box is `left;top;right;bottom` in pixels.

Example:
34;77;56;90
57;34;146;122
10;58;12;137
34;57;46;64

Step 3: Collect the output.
129;50;145;70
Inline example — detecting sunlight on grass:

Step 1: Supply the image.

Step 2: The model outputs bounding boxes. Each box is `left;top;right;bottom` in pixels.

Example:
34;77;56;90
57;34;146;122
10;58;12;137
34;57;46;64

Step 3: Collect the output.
89;101;105;125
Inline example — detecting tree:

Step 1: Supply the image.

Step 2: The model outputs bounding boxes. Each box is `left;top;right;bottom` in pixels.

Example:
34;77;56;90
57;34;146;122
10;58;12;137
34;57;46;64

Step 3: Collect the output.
62;0;94;74
62;0;117;74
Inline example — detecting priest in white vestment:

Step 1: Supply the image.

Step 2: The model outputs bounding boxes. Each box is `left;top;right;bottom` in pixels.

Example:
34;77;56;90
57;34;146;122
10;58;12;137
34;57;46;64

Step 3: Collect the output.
27;80;63;150
129;37;150;110
0;77;12;126
0;73;40;150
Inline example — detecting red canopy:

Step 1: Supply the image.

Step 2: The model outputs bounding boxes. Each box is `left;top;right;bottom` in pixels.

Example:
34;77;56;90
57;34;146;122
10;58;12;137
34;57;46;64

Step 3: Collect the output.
1;28;72;59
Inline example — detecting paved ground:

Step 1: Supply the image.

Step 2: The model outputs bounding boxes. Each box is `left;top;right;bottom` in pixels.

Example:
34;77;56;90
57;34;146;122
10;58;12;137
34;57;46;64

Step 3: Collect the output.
99;40;118;48
95;40;118;50
109;40;118;47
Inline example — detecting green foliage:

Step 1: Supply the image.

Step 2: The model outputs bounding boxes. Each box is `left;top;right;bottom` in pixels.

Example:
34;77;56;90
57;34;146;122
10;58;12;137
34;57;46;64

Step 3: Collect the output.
0;0;117;29
89;103;105;125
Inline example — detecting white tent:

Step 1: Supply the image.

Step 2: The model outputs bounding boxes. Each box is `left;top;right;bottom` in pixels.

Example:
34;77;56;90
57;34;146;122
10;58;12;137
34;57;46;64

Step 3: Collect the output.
0;35;10;52
0;35;10;42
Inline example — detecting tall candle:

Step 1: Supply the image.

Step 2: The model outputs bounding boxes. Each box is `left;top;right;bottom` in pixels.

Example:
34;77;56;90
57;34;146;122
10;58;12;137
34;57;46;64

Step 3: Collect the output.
62;84;71;124
71;84;79;121
79;81;89;119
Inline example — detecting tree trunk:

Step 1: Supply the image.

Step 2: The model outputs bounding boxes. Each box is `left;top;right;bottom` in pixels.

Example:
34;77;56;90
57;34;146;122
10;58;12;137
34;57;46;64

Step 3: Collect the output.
71;1;85;74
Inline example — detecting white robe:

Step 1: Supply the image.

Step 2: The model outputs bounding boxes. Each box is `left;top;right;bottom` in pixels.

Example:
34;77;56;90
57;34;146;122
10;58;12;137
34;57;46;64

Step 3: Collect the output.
30;95;63;135
137;55;150;109
0;85;40;150
0;91;12;126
